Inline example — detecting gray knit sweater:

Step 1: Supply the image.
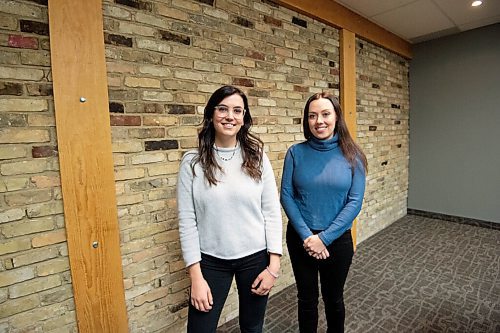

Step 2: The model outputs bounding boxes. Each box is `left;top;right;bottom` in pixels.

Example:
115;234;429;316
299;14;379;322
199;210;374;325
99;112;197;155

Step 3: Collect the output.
177;145;283;267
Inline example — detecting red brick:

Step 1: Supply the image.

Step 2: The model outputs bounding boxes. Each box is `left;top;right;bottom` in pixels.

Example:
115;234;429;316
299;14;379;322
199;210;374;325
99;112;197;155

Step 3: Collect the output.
232;78;254;87
359;74;370;81
293;85;308;92
32;146;58;158
263;15;282;27
246;50;265;61
110;115;141;126
8;35;38;49
330;68;340;75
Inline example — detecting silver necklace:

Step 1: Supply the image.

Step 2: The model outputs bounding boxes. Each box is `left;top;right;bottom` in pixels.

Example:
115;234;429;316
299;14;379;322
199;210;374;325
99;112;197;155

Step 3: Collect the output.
214;143;237;161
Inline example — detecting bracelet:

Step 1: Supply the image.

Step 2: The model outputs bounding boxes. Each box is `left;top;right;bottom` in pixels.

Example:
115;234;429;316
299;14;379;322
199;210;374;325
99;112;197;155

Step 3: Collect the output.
266;267;279;279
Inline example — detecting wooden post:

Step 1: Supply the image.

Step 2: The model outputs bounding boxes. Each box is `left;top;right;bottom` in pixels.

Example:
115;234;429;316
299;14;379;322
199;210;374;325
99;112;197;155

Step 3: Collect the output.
48;1;129;331
340;29;359;250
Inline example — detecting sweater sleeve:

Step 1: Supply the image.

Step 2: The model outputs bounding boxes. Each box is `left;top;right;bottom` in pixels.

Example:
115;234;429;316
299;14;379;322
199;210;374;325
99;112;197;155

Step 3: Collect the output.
261;153;283;255
177;152;201;267
280;147;313;241
318;160;366;246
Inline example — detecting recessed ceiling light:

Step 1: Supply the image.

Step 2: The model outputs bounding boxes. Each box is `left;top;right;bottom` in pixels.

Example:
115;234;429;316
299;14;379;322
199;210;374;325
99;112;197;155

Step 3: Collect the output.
471;1;483;7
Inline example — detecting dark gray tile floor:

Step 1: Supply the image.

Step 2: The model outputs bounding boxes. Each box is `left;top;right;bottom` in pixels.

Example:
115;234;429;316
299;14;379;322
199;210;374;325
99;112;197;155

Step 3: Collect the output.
218;215;500;332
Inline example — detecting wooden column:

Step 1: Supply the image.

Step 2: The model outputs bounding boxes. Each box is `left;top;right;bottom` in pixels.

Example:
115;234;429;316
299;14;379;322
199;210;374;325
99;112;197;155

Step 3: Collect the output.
48;1;128;332
340;29;359;250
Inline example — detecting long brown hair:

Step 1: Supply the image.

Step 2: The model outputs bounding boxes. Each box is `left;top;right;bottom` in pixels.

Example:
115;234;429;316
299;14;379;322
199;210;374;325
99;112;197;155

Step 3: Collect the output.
303;92;368;173
192;85;263;186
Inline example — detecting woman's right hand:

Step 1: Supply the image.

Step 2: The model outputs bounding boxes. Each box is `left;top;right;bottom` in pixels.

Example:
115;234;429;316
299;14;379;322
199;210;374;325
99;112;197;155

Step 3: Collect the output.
188;263;213;312
190;277;213;312
311;248;330;259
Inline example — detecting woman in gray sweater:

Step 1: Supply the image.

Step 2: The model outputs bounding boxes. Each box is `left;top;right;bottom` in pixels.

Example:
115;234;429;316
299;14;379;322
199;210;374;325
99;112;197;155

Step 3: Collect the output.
177;85;282;333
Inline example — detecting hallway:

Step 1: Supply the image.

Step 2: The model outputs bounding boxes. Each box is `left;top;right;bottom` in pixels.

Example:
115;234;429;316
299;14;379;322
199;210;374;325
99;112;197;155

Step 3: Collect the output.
218;214;500;332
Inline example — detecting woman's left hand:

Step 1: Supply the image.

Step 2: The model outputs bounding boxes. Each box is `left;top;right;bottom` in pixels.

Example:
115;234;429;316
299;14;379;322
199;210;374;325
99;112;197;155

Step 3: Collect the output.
251;269;277;296
303;235;327;255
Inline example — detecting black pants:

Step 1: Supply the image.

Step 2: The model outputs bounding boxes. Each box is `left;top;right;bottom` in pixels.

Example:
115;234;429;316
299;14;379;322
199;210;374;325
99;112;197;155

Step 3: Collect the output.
187;250;269;333
286;225;354;333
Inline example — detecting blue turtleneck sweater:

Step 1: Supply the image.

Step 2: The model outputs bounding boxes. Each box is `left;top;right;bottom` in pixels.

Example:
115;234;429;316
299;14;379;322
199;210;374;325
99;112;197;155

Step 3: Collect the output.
280;134;366;246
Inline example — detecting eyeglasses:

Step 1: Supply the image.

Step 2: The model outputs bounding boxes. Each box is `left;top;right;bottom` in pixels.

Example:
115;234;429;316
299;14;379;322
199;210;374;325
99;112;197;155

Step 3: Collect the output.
214;105;246;119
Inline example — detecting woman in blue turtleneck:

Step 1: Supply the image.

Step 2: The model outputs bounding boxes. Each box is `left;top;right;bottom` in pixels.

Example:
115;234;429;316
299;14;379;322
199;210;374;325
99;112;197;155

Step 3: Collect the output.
281;92;367;333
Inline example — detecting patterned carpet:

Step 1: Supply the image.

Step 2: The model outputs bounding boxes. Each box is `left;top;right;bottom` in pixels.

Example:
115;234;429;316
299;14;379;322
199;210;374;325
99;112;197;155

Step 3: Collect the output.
218;214;500;332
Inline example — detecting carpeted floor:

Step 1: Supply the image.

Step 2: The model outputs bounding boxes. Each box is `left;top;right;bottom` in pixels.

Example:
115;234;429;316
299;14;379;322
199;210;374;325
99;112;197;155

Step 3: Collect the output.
218;214;500;332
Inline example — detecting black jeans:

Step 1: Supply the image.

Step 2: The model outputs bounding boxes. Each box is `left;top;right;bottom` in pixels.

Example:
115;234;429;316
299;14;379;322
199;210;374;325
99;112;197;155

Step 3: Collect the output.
187;250;269;333
286;225;354;333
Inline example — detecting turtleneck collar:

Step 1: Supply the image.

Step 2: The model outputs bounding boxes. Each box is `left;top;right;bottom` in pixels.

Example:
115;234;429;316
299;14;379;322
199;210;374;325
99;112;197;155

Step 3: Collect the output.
307;133;339;151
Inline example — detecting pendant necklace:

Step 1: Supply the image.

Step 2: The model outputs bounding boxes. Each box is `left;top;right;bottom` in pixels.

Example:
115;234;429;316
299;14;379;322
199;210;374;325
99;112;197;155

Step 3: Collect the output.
214;142;237;161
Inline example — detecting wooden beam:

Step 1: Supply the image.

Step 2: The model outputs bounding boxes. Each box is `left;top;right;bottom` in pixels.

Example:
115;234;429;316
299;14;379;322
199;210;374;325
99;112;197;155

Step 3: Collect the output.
275;0;412;59
340;29;359;250
48;1;128;332
340;29;357;134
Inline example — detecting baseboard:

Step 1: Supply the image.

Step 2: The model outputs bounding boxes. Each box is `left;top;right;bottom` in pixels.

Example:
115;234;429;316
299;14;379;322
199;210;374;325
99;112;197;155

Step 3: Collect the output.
407;209;500;230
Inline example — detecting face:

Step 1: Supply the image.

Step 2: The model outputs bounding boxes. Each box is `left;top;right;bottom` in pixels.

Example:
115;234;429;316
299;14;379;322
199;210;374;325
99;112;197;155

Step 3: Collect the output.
212;93;245;146
307;98;337;140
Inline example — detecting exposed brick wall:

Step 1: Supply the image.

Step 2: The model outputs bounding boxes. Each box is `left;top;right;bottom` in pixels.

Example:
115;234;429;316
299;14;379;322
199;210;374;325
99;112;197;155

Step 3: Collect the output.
103;1;340;330
0;1;76;332
0;0;409;332
356;39;410;242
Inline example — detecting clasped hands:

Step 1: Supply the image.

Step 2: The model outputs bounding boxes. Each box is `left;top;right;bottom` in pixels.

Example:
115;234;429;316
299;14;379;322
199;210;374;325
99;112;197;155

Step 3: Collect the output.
303;235;330;259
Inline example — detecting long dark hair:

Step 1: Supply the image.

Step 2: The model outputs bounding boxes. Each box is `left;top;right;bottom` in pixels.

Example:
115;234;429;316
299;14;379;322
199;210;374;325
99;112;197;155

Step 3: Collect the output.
303;92;368;173
192;85;263;186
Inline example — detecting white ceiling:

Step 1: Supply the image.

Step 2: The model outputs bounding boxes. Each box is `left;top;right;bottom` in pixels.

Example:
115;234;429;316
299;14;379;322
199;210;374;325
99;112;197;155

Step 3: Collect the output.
335;0;500;43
